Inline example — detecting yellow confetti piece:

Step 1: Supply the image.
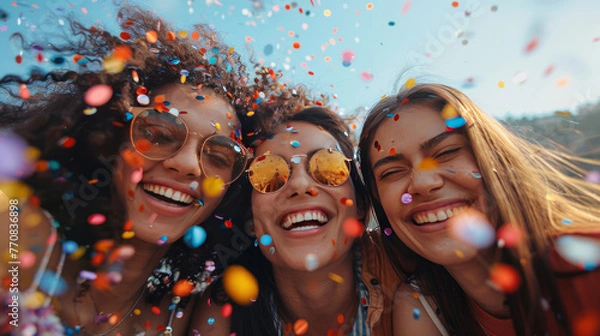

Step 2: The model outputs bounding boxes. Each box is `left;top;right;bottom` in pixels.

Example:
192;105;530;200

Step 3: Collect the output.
122;231;136;239
83;107;97;116
497;81;505;88
203;176;225;197
103;55;126;74
381;94;387;100
23;291;46;309
454;249;465;258
214;123;221;131
223;265;259;305
180;75;187;84
134;308;141;315
178;30;188;38
329;272;344;284
405;78;417;89
417;157;438;170
246;111;255;117
441;103;458;119
555;111;572;117
324;9;332;17
69;246;87;260
228;47;235;54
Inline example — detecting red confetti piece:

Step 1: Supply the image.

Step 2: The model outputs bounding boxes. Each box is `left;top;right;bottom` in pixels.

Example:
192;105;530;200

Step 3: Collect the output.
225;219;233;228
58;136;76;148
489;263;521;293
15;55;22;64
343;218;364;238
389;147;396;156
496;224;523;248
119;32;131;40
221;303;233;317
524;37;539;53
151;306;161;315
88;214;106;225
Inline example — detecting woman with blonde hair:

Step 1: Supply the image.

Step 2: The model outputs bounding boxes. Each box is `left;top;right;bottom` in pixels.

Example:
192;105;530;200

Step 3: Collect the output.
358;83;600;335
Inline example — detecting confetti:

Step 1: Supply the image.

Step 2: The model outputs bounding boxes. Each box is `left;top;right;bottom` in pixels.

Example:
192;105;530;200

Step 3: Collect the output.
305;253;319;271
293;319;309;335
84;84;113;107
184;226;207;248
489;263;521;293
343;218;364;237
401;193;412;204
223;265;259;305
448;209;495;249
202;176;225;197
417;158;438;170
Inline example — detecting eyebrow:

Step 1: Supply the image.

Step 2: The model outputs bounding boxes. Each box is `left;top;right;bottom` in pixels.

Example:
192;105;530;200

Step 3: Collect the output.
372;131;460;170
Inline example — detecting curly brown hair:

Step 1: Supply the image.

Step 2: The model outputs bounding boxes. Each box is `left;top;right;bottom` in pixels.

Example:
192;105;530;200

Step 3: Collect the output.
0;5;258;305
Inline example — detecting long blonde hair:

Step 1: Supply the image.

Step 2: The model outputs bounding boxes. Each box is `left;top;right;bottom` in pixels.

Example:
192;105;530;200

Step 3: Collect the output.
358;83;600;335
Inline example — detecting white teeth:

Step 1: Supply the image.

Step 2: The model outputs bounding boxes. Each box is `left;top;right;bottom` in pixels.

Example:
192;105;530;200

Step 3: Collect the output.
281;210;329;230
290;225;321;232
173;191;181;202
413;206;466;224
142;183;195;205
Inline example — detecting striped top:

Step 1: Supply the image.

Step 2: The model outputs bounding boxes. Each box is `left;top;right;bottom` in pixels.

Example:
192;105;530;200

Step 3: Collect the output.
270;248;370;336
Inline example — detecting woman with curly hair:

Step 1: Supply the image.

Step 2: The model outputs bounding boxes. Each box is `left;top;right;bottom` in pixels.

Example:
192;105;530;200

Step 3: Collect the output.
357;83;600;335
0;5;259;335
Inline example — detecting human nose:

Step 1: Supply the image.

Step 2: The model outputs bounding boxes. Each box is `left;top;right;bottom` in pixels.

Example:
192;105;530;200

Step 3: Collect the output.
285;160;315;197
162;137;202;177
406;167;443;196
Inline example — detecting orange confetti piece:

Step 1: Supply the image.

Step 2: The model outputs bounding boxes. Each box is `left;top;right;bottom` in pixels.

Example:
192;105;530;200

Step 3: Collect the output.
417;158;438;170
343;218;364;238
191;31;200;40
154;95;166;103
328;272;344;283
113;46;132;61
292;41;301;49
451;1;459;7
166;31;176;41
388;147;396;156
294;319;309;335
145;30;158;43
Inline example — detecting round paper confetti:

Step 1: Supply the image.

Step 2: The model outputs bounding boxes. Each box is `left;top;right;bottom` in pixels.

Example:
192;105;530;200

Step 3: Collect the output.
343;218;364;238
202;176;225;197
223;265;259;305
305;253;319;271
259;234;273;246
448;209;495;248
401;193;413;204
184;226;207;248
84;84;113;107
489;263;521;293
294;319;309;335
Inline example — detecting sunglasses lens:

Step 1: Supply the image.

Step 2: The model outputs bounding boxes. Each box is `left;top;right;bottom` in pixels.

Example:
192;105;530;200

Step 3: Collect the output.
131;110;187;160
309;149;350;187
201;136;249;184
248;155;290;193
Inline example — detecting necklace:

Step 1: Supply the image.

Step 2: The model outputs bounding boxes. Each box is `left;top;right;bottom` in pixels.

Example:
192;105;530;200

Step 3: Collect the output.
74;284;146;336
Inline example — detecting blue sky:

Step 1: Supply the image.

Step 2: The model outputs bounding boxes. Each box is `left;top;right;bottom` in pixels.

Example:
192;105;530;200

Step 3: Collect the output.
2;0;600;121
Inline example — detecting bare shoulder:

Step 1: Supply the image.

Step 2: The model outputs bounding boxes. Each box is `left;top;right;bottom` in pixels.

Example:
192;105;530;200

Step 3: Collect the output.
187;285;230;336
393;282;444;336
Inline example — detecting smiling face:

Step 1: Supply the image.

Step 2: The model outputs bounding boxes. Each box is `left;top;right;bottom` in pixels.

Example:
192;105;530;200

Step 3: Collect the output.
369;103;492;265
113;84;241;244
251;121;359;272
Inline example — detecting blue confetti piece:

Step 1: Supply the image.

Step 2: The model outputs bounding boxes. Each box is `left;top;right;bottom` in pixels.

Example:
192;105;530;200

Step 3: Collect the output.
226;64;232;73
208;317;215;325
413;308;421;320
291;140;300;148
561;218;573;225
125;112;134;121
471;172;482;179
62;241;78;254
195;95;205;100
259;234;273;246
209;57;217;65
446;116;466;129
184;226;207;248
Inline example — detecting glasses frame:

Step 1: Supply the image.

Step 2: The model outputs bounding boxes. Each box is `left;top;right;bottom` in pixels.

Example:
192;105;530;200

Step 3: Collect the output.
246;148;352;193
128;107;252;185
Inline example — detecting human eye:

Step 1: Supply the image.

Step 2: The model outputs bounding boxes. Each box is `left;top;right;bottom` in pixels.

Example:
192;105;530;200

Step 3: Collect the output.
434;147;461;160
377;166;409;181
203;146;234;168
145;125;177;144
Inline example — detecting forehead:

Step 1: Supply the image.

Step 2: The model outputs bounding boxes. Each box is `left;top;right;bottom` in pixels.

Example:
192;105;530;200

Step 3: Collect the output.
151;84;238;135
369;104;446;159
256;121;339;156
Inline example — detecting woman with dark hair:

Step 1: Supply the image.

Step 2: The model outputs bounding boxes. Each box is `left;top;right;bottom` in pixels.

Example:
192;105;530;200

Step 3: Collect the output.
0;5;257;335
357;83;600;335
191;105;417;335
